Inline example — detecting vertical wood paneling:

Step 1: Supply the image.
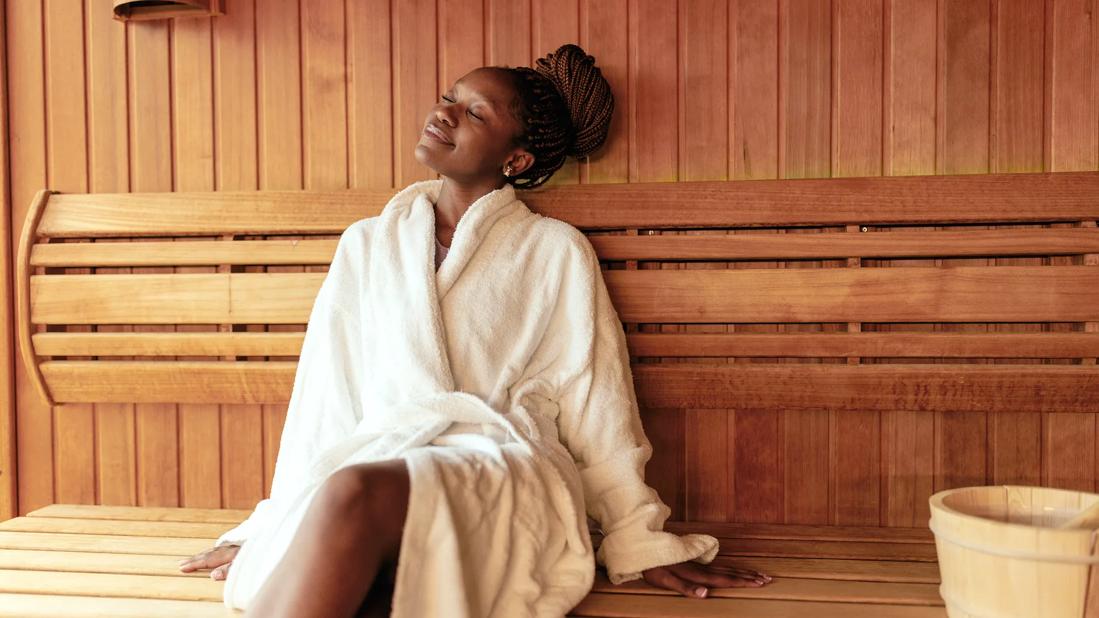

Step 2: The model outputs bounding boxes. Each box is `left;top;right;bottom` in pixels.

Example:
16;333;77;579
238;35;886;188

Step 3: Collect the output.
7;0;1099;524
11;0;54;516
880;0;937;526
831;0;882;526
679;0;730;523
0;0;15;520
988;0;1044;487
580;0;628;184
214;0;263;511
393;0;437;185
780;0;832;525
259;0;306;498
302;0;347;190
46;0;95;506
487;0;531;67
934;0;992;492
173;16;221;509
128;20;179;507
87;1;135;507
533;0;580;185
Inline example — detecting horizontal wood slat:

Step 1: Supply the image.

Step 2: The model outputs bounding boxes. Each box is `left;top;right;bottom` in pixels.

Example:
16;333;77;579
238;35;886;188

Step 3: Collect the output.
31;238;340;267
706;556;939;584
36;361;1099;412
529;172;1099;229
37;190;391;237
33;332;305;357
34;331;1099;359
632;365;1099;413
32;173;1099;239
627;333;1099;358
605;267;1099;323
30;266;1099;325
0;518;227;539
571;593;946;618
591;573;942;606
589;228;1099;260
31;273;325;324
0;531;212;556
25;504;250;524
0;549;213;578
0;593;233;618
0;569;220;602
30;227;1099;268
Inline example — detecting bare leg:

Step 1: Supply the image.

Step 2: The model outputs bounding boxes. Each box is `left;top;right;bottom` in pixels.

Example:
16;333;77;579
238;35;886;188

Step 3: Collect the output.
245;459;410;618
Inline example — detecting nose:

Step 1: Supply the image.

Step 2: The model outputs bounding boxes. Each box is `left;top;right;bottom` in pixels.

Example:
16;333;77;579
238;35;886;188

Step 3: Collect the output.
435;104;456;127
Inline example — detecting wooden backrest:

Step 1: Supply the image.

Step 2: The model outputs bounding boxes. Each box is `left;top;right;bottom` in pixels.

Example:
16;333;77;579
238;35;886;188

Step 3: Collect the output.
17;172;1099;412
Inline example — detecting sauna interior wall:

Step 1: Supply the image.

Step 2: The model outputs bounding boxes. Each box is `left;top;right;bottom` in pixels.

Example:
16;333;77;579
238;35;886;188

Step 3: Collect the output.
4;0;1099;524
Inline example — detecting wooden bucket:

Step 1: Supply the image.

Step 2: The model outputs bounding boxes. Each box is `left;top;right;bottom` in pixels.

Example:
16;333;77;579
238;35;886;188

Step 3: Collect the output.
929;486;1099;618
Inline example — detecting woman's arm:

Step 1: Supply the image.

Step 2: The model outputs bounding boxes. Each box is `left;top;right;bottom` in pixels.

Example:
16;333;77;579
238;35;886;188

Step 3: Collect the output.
547;231;768;594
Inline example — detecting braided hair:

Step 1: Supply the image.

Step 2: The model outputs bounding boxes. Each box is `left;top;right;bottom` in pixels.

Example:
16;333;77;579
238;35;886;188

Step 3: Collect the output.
501;44;614;189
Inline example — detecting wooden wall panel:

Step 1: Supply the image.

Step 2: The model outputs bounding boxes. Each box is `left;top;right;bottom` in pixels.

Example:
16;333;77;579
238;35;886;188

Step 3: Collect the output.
5;0;1098;526
0;0;13;520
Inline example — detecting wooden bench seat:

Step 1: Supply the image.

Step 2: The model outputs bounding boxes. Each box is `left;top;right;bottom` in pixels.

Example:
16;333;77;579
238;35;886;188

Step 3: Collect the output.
0;505;946;617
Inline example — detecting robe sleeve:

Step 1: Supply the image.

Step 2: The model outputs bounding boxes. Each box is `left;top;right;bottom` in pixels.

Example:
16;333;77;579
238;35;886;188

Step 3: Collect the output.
214;224;367;548
549;231;720;585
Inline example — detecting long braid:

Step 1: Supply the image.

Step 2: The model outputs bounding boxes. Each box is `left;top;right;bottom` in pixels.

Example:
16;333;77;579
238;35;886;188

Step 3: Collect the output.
502;44;614;189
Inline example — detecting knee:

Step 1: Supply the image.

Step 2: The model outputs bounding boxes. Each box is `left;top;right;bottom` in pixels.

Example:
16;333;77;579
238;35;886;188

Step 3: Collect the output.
316;461;411;549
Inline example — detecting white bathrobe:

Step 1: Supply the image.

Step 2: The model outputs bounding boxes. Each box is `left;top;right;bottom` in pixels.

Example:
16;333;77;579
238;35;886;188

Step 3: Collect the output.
215;180;719;616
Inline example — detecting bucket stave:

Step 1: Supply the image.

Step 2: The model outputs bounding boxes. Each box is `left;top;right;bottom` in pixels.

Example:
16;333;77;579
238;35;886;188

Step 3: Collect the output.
929;486;1099;618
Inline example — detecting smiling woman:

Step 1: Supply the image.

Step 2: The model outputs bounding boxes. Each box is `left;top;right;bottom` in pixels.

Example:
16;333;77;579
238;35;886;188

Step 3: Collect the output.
178;43;767;618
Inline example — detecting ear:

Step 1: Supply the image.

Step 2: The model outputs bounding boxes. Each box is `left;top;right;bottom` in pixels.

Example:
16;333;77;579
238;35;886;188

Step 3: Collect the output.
504;149;535;177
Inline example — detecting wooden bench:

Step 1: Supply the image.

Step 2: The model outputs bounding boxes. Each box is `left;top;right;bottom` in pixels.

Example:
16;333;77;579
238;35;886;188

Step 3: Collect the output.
7;170;1099;615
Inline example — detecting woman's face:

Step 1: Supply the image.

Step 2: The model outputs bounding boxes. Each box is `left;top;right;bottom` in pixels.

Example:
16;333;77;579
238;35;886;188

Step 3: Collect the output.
414;67;533;185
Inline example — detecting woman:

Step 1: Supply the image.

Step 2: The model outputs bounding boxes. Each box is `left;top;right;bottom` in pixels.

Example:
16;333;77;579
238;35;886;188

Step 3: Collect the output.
178;44;771;617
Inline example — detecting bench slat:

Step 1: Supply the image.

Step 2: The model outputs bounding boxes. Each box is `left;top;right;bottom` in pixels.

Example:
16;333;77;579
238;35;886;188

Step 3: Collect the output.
33;331;1099;360
664;521;933;544
31;273;325;325
589;227;1099;260
27;504;250;524
31;238;339;267
0;531;212;556
714;538;937;562
709;556;939;584
0;569;221;602
37;361;1099;410
31;227;1099;268
634;364;1099;413
0;593;232;617
0;549;218;578
0;517;231;539
591;573;942;606
629;332;1099;359
31;266;1099;325
605;266;1099;323
571;593;947;617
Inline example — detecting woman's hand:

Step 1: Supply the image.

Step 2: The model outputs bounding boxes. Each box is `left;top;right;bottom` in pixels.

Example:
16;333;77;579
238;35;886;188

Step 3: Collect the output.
179;543;241;581
641;561;771;598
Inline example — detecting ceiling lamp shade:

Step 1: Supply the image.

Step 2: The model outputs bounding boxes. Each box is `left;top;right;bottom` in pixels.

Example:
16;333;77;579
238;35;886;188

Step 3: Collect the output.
113;0;223;21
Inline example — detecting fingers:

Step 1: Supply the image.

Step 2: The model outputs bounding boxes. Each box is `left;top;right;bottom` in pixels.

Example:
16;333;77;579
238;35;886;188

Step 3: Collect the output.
178;544;240;573
673;562;772;589
644;567;711;598
211;561;231;581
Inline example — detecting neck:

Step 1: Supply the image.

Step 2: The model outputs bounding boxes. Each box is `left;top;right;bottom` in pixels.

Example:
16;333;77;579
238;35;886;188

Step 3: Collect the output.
433;176;507;231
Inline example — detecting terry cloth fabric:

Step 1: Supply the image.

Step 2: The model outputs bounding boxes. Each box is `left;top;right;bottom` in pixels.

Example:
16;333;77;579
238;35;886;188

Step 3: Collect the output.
215;180;719;617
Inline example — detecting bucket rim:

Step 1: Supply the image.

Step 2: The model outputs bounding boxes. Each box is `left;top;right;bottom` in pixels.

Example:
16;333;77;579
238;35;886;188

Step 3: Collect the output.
929;485;1099;537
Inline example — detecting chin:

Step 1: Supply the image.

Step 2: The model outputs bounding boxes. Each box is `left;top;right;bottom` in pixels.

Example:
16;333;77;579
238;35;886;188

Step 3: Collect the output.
413;143;443;174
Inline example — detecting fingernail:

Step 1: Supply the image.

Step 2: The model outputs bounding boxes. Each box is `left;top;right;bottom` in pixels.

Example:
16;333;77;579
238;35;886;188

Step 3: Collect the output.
695;587;707;598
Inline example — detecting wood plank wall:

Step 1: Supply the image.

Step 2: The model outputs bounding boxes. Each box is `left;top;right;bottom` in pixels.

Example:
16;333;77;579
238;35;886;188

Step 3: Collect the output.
4;0;1098;526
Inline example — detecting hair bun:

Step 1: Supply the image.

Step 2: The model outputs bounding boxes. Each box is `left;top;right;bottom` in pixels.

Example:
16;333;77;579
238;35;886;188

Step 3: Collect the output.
534;44;614;159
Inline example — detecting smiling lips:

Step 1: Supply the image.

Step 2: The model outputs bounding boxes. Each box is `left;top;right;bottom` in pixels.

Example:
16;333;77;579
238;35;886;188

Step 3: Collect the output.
423;123;454;146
